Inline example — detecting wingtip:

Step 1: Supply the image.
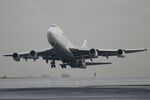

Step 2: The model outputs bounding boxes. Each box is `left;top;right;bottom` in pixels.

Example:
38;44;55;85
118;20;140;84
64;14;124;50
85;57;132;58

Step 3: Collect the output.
3;54;12;57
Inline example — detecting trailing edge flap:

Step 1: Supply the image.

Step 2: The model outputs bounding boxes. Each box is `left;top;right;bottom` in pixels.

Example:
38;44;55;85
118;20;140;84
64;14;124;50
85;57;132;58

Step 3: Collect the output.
86;62;112;66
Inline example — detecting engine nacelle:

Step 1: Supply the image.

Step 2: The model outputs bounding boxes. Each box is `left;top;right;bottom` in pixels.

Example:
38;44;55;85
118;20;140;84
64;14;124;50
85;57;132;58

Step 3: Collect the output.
90;48;98;58
30;50;38;59
117;49;125;58
12;53;20;61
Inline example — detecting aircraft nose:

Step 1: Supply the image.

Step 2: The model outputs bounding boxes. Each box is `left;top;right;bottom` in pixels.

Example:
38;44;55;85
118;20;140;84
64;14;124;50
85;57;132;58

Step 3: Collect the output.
47;24;63;35
48;24;57;32
51;24;56;27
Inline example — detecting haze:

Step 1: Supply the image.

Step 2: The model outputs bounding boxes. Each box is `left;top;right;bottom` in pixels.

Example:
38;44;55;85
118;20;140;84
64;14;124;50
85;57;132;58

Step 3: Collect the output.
0;0;150;79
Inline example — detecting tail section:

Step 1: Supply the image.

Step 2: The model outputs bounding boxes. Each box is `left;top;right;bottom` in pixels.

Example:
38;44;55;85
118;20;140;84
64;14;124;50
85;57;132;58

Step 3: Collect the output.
82;40;87;48
86;62;112;66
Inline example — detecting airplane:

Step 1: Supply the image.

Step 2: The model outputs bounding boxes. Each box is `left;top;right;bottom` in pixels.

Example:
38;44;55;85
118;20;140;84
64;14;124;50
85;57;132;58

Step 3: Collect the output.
4;24;147;69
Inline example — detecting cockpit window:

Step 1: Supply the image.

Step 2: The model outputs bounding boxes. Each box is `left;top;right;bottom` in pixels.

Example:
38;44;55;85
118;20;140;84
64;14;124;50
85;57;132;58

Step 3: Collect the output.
51;24;56;27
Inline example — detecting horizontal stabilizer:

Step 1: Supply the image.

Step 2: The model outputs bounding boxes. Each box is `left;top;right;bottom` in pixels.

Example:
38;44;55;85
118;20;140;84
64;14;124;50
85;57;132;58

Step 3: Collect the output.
86;62;112;66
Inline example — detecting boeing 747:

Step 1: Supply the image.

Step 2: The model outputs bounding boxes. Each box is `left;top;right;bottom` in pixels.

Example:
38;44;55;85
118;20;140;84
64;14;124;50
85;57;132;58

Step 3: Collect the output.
4;24;147;69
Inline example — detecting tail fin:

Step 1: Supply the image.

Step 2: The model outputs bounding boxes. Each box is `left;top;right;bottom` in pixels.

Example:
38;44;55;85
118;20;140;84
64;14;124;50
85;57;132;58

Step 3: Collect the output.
82;40;87;48
86;62;112;66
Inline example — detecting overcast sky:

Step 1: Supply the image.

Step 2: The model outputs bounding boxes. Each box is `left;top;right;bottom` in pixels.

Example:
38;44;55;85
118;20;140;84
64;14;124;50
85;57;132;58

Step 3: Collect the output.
0;0;150;78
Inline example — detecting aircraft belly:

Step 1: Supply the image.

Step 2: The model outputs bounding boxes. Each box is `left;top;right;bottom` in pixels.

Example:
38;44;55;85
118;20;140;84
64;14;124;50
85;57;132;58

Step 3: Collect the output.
54;43;75;62
47;30;75;62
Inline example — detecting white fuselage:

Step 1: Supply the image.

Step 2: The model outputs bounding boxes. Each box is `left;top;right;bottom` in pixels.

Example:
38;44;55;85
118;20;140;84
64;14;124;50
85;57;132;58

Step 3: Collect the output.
47;25;75;62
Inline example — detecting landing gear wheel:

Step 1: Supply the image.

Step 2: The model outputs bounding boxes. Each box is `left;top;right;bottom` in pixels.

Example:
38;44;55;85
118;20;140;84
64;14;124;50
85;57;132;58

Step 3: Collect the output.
53;64;56;68
50;60;56;68
51;64;56;68
51;60;55;65
51;65;53;68
61;64;66;69
46;59;48;64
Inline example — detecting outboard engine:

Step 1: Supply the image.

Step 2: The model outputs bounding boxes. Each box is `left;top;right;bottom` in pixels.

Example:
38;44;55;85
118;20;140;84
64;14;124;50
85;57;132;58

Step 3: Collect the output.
12;53;20;61
90;48;98;58
30;50;38;59
117;49;125;58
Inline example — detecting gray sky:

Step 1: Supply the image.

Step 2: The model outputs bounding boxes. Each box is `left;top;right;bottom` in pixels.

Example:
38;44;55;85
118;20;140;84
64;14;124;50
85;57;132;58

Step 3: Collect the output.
0;0;150;78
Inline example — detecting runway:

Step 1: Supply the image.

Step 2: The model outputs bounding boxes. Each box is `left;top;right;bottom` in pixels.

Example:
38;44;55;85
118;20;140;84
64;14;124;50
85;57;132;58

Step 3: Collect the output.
0;85;150;100
0;77;150;100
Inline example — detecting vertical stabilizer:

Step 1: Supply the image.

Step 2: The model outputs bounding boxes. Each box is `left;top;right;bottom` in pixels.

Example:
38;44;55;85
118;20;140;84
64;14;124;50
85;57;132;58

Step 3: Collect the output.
82;40;87;48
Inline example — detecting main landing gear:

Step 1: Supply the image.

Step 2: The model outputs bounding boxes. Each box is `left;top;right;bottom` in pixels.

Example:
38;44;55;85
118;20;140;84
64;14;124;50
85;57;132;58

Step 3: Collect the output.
47;60;67;69
61;64;66;69
51;60;56;68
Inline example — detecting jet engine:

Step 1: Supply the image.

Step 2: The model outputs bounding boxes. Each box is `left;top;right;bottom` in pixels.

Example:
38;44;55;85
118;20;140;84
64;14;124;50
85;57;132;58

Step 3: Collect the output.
12;53;20;61
90;48;98;58
30;50;38;59
117;49;125;58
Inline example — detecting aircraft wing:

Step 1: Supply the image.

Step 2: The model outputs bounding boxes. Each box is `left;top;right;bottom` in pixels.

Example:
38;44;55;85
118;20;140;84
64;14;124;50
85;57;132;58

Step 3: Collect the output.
98;48;147;57
3;49;60;61
70;48;147;59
